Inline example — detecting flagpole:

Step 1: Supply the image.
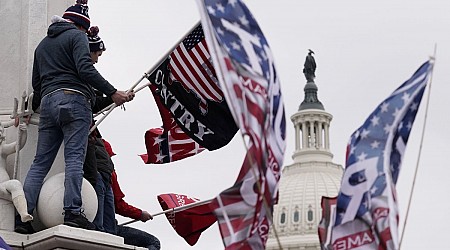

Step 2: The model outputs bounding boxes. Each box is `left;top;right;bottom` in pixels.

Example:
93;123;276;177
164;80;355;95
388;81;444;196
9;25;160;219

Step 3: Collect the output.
399;48;436;249
89;21;201;133
89;73;146;134
119;198;213;226
93;82;152;118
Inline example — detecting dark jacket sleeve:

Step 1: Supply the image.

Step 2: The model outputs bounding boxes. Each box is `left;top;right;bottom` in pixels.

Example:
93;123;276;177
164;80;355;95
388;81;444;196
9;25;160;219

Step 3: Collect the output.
72;33;117;97
83;139;98;187
92;92;114;114
94;138;114;183
111;171;143;220
31;91;41;112
31;52;42;111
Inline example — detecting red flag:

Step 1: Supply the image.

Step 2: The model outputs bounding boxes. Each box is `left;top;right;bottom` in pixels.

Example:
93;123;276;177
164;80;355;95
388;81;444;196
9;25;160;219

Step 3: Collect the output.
157;193;216;246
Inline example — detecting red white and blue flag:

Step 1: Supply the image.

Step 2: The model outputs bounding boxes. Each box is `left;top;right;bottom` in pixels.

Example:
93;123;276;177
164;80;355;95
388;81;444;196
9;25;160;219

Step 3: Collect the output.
319;60;433;249
197;0;286;248
145;24;238;154
142;24;241;163
318;196;337;249
140;84;205;164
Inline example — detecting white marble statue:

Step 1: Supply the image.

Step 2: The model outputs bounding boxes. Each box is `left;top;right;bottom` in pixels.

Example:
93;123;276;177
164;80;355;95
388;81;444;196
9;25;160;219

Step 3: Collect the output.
0;122;33;230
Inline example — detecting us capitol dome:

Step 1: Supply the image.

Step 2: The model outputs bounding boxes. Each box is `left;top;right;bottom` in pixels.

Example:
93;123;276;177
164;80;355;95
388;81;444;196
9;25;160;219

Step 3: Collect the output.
266;52;344;249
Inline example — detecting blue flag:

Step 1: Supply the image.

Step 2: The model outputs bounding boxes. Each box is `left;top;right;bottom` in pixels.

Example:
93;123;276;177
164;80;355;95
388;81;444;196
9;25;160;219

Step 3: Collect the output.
319;60;433;250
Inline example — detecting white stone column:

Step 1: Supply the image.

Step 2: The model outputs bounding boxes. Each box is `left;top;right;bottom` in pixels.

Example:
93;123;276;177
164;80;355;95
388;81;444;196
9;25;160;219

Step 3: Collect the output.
318;121;323;149
294;123;300;151
325;123;330;150
1;0;72;110
301;122;307;150
0;0;75;232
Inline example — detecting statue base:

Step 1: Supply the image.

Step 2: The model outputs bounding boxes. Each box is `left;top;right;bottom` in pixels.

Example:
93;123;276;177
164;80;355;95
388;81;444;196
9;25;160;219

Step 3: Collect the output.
0;199;14;231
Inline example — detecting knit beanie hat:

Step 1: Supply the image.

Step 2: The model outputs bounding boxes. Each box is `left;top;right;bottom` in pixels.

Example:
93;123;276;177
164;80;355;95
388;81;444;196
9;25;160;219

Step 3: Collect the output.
62;0;90;30
87;26;106;52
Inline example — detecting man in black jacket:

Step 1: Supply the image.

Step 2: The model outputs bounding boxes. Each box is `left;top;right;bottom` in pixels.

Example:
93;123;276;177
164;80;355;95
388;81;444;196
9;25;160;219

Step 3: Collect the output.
82;25;115;190
83;26;118;234
15;1;132;234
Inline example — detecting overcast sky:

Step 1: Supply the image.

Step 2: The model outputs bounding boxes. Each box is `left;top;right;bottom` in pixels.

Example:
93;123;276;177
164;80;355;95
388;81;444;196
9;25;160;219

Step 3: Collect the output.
84;1;450;249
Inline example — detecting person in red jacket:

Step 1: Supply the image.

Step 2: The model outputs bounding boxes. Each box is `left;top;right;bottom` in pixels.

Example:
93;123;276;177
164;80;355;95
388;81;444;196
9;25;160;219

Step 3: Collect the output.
103;139;160;250
111;171;153;222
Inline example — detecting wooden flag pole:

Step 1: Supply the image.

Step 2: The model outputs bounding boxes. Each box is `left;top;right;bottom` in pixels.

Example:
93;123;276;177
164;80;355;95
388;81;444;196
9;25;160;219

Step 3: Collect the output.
89;21;201;133
119;198;213;226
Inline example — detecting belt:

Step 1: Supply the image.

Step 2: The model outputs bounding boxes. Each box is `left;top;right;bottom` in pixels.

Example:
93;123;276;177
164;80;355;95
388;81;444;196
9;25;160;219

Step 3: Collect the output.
62;90;90;103
63;90;79;95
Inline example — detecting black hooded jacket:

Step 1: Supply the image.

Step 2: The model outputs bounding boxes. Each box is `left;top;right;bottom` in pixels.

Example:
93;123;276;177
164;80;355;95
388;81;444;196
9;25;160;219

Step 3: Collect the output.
32;21;116;109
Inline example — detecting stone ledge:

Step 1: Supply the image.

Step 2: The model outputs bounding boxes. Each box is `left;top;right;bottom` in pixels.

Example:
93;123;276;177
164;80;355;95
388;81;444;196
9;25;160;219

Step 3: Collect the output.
1;225;145;249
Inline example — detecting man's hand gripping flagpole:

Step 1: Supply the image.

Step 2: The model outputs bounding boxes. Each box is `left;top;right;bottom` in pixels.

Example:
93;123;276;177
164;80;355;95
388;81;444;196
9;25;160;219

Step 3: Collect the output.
92;81;151;119
89;21;201;134
89;75;146;134
119;198;213;226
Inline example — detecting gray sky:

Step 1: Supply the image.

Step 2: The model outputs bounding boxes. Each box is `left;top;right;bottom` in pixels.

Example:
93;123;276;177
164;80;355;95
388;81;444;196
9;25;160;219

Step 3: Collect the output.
86;1;450;249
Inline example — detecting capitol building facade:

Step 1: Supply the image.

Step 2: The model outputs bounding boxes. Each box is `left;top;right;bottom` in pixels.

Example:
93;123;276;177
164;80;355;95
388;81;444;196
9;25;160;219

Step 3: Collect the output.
266;69;343;250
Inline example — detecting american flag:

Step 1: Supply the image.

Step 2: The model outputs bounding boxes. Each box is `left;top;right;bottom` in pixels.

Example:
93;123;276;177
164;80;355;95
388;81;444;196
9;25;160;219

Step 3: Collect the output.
197;0;286;249
144;24;238;153
320;60;433;250
169;24;223;115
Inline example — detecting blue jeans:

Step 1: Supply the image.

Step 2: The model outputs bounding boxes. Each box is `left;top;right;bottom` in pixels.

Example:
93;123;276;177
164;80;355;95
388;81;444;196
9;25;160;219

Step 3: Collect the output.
23;90;91;215
93;172;116;234
116;224;161;250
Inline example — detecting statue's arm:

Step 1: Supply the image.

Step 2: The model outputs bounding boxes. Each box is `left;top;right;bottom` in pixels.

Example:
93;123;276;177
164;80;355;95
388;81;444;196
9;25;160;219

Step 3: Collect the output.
18;123;27;150
2;124;27;156
2;141;16;156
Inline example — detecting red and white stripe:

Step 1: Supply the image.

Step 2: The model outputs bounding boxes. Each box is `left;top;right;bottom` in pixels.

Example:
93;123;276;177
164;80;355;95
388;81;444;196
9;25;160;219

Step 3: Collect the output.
206;62;278;248
169;40;223;103
63;11;90;22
